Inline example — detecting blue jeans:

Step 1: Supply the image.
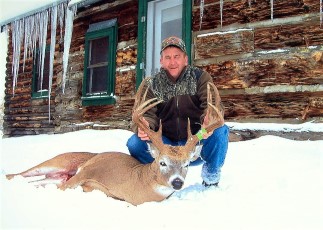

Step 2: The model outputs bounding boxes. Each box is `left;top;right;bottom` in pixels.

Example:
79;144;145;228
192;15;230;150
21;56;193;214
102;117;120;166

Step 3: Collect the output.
126;124;229;184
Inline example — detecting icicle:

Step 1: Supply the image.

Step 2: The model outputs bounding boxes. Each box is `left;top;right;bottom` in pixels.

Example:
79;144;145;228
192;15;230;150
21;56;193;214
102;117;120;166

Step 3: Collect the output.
199;0;204;30
48;5;58;122
23;17;30;71
26;18;32;57
62;5;77;93
27;16;35;59
271;0;274;22
22;16;37;71
38;10;49;95
220;0;224;28
11;19;24;95
32;14;40;59
8;1;69;121
58;2;66;43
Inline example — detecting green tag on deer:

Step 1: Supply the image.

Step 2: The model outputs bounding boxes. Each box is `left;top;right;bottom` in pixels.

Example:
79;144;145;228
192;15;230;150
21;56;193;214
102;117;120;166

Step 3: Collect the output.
196;128;207;140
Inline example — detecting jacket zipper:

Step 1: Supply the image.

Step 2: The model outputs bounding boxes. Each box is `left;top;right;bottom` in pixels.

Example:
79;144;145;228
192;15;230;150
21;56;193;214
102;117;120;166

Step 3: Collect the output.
175;84;180;140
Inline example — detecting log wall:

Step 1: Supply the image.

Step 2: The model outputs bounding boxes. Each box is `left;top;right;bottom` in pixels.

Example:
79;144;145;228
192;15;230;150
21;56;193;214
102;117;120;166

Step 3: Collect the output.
193;0;323;122
53;0;138;134
3;37;61;136
3;0;323;137
3;0;138;137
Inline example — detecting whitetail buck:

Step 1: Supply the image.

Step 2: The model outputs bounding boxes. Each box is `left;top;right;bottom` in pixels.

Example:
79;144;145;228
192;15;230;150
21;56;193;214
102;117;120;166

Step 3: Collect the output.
6;78;224;205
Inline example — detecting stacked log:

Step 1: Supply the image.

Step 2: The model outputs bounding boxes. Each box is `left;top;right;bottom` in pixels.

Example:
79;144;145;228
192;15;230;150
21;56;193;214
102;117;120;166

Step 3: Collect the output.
193;0;323;123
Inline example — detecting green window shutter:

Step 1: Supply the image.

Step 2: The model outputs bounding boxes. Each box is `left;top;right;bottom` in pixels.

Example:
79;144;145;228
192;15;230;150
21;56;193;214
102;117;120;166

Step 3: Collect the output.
136;0;148;89
183;0;192;62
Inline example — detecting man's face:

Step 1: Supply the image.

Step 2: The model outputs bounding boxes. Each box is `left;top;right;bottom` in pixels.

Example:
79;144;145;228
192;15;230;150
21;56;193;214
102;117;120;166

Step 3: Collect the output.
160;47;188;80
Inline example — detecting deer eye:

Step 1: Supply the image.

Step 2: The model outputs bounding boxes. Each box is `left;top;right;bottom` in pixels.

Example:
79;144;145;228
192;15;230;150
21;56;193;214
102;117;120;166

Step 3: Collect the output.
160;161;167;167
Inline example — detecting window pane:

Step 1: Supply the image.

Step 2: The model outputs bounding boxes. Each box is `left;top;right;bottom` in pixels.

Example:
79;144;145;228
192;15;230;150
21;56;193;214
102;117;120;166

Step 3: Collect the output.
89;37;109;65
86;66;108;94
161;5;182;40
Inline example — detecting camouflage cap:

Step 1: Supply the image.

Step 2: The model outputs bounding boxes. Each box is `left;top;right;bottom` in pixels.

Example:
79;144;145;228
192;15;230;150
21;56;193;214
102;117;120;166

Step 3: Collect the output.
160;36;186;54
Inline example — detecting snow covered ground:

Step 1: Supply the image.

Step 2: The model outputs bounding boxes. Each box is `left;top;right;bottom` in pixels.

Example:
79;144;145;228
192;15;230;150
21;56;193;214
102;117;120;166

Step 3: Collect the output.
1;126;322;230
0;2;322;229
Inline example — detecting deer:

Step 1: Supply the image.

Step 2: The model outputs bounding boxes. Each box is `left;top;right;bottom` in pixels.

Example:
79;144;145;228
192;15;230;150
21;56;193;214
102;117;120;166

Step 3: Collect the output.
5;78;224;205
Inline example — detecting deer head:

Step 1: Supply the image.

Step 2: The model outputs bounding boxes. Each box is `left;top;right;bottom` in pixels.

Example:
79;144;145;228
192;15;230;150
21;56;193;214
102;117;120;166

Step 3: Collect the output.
132;78;224;191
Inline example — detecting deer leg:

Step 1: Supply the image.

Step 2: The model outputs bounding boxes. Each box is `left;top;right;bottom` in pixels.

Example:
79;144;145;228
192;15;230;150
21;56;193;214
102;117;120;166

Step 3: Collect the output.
28;171;76;187
6;164;72;180
59;172;115;199
6;166;78;187
6;152;96;182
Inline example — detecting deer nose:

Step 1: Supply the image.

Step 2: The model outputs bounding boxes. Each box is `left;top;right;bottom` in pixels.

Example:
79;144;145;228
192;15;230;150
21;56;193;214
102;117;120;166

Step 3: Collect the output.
171;178;184;190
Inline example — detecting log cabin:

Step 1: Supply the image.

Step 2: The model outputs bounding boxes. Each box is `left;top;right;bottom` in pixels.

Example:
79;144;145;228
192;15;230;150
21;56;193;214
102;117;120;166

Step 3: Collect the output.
0;0;322;140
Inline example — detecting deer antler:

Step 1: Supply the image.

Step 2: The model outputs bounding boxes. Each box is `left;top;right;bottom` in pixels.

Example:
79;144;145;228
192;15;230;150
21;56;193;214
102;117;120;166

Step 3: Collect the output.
183;82;225;154
132;78;164;151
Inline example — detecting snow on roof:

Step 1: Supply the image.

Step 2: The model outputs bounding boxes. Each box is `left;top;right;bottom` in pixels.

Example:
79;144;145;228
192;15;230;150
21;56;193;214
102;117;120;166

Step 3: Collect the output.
0;0;65;27
0;0;105;28
68;0;86;6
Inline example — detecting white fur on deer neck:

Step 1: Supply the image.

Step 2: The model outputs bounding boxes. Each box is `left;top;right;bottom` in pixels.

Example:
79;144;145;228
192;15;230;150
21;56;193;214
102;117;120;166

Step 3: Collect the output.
154;184;175;197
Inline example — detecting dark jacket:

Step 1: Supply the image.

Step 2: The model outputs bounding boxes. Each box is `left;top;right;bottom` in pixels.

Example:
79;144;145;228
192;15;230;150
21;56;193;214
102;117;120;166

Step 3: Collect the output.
139;65;217;142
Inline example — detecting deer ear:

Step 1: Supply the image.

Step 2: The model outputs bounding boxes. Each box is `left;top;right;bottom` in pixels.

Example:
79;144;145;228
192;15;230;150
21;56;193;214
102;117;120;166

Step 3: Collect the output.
190;144;202;162
147;142;160;159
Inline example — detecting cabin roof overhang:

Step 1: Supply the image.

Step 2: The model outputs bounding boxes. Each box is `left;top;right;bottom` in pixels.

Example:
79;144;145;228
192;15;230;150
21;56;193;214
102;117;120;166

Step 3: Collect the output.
0;0;105;31
0;0;67;30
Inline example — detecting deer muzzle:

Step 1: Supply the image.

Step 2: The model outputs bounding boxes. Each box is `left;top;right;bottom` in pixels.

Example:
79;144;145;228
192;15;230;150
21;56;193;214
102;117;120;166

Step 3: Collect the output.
171;177;184;190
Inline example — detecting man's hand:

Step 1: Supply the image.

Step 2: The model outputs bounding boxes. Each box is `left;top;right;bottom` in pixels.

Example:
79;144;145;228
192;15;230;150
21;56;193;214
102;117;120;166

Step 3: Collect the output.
138;117;151;141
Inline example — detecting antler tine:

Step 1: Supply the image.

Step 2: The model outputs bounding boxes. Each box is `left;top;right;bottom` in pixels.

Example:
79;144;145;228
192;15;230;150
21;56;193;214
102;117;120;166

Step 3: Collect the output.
133;78;150;110
204;82;224;133
134;97;161;117
132;78;164;151
184;82;224;153
133;78;161;115
207;81;221;110
184;117;200;157
133;78;162;118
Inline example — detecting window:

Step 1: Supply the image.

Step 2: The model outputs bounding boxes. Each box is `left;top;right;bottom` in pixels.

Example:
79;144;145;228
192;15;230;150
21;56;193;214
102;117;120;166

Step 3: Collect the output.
136;0;192;88
32;46;50;98
82;19;118;106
